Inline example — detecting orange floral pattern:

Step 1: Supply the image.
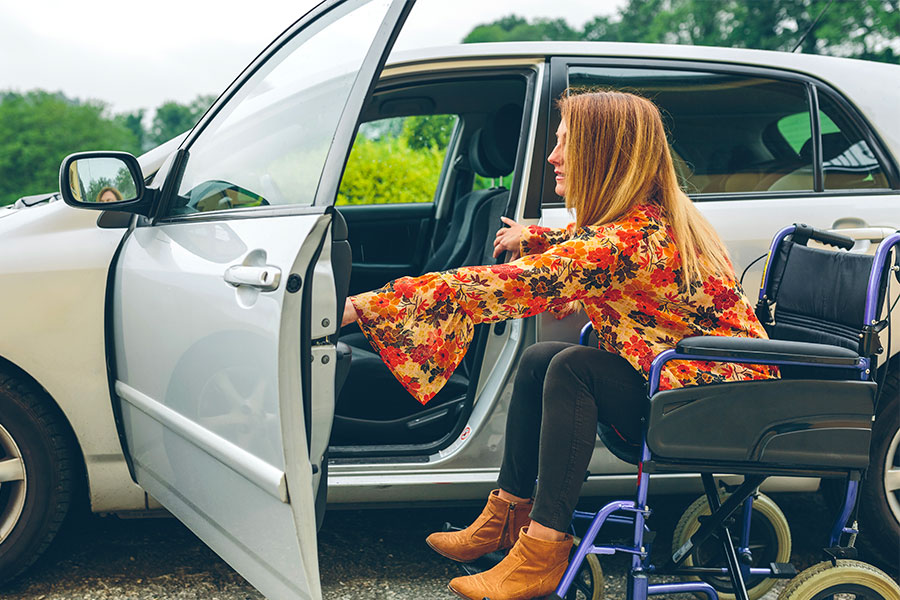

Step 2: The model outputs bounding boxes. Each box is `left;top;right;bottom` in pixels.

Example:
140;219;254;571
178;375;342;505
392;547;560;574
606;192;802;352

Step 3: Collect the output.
351;202;776;404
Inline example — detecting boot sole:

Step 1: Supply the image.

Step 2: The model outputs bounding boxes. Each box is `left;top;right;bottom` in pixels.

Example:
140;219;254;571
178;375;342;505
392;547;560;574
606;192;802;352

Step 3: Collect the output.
447;582;483;600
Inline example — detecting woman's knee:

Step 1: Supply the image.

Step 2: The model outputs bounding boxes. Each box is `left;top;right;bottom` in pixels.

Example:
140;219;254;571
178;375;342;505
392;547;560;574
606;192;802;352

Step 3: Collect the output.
546;345;600;381
518;342;572;380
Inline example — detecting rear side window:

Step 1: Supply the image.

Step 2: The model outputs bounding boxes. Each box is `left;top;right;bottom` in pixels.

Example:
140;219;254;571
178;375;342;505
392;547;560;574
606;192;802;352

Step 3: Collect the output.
816;93;889;190
569;67;814;195
337;114;458;205
567;66;890;196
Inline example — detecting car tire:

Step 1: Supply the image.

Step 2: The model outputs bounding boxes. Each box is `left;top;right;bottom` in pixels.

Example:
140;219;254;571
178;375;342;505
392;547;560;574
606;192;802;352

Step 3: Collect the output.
858;372;900;572
0;368;76;585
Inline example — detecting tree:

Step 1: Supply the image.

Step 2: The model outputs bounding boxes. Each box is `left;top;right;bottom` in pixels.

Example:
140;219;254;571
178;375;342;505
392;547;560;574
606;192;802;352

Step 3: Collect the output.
115;109;147;152
401;114;456;150
465;1;900;64
463;15;579;43
0;91;139;205
148;94;216;145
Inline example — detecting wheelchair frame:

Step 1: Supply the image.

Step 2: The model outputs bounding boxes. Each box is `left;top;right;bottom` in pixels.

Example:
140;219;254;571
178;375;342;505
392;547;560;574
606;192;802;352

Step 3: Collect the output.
550;226;900;600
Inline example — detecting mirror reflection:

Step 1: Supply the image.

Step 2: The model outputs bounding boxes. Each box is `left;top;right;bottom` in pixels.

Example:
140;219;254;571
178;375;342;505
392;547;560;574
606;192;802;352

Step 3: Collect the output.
68;158;138;204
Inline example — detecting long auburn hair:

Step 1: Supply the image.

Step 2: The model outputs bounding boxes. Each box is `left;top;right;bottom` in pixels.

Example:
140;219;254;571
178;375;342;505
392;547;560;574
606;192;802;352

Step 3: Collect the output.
558;90;732;290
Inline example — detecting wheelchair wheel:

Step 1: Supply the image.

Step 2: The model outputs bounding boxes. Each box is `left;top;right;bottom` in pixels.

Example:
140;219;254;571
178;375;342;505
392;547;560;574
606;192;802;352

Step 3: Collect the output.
564;536;604;600
776;560;900;600
672;492;791;600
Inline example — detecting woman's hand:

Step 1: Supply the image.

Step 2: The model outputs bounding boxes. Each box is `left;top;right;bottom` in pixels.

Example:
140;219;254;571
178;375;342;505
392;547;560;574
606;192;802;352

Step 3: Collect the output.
493;216;523;260
341;297;359;327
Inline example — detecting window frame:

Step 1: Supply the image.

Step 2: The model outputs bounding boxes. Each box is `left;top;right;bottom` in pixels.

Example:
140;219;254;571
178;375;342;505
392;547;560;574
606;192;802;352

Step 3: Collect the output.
148;0;415;226
368;67;540;224
335;112;463;208
540;56;899;210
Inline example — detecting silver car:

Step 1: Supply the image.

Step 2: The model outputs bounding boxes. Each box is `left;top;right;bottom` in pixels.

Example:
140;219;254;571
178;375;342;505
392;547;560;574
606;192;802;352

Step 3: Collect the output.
0;0;898;597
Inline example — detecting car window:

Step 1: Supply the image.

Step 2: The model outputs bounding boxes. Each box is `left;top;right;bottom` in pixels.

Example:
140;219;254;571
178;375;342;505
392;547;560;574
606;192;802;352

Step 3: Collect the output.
567;66;814;195
169;0;393;216
337;114;458;205
816;93;890;191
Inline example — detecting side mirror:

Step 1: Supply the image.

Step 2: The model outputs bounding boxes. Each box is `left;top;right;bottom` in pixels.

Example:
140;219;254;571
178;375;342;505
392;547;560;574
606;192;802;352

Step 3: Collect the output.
59;152;152;215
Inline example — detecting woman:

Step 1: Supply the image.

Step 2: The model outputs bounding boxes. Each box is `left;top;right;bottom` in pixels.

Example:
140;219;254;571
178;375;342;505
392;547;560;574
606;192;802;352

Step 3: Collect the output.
342;91;775;600
95;186;123;203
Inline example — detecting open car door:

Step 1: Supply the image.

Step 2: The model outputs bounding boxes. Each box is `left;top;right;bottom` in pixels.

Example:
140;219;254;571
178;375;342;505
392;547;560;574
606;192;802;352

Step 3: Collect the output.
108;1;414;598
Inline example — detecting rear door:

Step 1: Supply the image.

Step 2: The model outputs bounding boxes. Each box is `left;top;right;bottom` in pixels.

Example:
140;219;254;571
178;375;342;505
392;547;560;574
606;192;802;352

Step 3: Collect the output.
110;1;413;599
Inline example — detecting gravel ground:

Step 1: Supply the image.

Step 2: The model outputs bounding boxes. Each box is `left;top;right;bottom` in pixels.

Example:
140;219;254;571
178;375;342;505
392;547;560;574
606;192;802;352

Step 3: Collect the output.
2;492;895;599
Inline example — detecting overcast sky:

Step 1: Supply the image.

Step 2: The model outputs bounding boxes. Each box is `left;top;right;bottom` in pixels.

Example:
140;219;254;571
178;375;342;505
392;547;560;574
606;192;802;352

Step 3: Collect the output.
0;0;623;115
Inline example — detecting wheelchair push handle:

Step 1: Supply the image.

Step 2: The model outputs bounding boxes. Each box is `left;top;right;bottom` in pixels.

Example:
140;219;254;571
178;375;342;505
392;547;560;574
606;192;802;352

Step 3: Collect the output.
792;223;855;250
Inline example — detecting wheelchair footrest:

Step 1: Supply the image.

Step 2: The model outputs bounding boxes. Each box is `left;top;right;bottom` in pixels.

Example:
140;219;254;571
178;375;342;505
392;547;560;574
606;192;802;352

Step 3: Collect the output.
769;562;799;578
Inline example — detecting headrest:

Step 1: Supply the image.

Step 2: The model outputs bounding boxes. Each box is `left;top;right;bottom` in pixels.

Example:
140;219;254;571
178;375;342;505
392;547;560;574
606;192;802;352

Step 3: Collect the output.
469;104;522;178
799;132;852;162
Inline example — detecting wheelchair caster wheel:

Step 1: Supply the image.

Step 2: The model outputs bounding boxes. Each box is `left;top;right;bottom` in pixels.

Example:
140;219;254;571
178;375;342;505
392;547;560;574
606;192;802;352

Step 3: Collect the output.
673;492;791;600
776;560;900;599
561;536;604;600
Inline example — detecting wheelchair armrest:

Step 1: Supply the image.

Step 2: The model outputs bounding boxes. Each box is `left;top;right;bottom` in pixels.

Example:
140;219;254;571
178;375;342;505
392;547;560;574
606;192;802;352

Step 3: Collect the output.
675;336;860;366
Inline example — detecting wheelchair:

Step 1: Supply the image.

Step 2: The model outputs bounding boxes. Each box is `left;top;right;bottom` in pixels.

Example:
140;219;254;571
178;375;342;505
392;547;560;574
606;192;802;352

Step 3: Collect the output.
457;224;900;600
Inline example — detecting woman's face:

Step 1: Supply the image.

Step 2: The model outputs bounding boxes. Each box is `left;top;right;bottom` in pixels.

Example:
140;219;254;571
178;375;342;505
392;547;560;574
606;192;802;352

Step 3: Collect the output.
99;190;119;203
547;119;567;197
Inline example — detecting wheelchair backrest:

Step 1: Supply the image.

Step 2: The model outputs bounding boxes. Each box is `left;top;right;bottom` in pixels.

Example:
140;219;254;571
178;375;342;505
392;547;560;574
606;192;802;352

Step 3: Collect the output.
756;224;895;357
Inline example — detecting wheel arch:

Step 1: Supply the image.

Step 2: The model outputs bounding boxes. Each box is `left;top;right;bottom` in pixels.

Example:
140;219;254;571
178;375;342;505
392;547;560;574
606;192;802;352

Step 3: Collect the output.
0;354;89;510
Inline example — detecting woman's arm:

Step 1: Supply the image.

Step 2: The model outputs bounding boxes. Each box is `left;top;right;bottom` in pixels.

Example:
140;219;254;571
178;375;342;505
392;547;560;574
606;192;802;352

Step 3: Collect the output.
519;223;575;256
350;237;617;404
493;218;575;259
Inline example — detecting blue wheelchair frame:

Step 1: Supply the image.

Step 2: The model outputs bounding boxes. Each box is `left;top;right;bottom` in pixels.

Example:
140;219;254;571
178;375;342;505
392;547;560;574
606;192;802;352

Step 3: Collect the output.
550;226;900;600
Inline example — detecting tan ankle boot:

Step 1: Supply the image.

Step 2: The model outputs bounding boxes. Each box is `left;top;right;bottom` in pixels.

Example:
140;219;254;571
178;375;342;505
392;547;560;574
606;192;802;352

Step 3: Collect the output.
447;527;573;600
426;490;532;563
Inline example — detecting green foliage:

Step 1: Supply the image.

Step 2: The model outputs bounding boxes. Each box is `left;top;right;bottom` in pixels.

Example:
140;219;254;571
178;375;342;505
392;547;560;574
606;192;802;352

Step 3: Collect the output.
337;114;457;206
464;1;900;65
149;94;215;145
401;115;456;150
0;91;139;206
337;135;445;205
115;109;146;152
464;15;580;43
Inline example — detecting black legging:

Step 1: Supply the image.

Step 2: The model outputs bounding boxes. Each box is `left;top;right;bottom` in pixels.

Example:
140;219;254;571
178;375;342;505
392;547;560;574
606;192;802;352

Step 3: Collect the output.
496;342;648;531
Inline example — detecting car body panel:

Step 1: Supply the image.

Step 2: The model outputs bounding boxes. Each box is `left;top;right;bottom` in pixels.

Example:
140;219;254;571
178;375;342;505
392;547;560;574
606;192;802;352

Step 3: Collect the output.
0;201;146;511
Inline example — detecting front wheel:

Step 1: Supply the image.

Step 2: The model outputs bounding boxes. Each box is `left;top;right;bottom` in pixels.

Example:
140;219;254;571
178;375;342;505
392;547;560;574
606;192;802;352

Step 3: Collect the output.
777;560;900;600
562;536;604;600
0;369;76;585
672;491;791;600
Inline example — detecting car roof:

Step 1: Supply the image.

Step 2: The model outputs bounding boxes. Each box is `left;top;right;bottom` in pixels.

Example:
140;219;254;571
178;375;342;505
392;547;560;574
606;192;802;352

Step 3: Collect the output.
387;42;900;163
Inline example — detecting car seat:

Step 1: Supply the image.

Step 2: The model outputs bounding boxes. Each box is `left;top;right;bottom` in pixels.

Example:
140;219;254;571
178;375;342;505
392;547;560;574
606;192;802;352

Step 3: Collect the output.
332;104;523;447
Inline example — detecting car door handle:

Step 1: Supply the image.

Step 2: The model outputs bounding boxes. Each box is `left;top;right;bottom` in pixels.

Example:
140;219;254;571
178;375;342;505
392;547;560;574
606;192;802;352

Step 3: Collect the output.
224;265;282;291
828;227;896;242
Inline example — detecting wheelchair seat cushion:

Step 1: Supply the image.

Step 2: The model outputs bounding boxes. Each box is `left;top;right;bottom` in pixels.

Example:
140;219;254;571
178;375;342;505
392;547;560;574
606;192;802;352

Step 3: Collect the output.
647;378;876;474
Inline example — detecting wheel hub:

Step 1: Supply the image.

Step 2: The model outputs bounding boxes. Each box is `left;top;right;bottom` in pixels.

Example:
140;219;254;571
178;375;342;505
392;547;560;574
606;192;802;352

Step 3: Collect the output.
0;423;27;543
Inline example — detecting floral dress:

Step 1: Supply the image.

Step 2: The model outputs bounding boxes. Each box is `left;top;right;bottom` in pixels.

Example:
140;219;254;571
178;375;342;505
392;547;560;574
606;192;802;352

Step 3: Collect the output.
350;202;776;404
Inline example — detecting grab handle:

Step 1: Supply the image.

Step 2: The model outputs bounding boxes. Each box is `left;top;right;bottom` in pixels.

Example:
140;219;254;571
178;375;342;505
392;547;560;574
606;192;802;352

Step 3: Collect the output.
793;223;855;250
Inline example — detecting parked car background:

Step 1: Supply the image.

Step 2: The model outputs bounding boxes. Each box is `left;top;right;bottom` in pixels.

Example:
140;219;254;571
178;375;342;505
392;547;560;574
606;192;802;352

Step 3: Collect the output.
0;1;897;596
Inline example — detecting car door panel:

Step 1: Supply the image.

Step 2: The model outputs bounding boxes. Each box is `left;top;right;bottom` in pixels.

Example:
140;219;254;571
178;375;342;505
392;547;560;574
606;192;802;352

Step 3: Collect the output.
113;213;333;600
338;202;433;293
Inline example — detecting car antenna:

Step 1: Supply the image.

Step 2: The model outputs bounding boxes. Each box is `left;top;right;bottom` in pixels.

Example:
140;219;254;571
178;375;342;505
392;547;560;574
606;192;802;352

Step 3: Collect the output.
792;0;836;53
